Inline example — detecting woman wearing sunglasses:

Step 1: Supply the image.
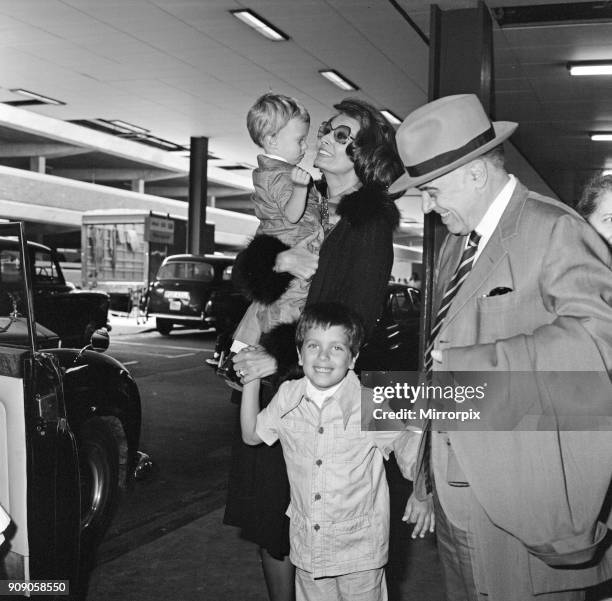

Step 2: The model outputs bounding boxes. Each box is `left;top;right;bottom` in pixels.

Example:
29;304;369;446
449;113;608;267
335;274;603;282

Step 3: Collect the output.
224;98;404;601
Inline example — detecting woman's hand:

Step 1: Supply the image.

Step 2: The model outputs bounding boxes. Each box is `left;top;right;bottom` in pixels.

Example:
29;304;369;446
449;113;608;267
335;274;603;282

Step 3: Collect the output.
232;345;278;384
274;237;319;280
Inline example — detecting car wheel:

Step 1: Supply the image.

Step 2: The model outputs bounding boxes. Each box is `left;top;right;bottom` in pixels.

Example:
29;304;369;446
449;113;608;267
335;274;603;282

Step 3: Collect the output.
78;418;119;543
156;318;173;335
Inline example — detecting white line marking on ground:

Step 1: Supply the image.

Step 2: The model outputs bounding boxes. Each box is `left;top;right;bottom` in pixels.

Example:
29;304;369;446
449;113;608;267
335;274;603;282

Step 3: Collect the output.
111;340;214;353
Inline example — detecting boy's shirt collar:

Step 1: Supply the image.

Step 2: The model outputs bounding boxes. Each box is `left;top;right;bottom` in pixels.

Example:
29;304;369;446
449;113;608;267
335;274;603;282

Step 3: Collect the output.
261;153;290;164
279;371;358;430
305;377;345;408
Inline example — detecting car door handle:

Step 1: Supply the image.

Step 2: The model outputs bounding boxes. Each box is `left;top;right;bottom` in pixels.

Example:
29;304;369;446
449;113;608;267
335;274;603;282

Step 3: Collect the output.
36;392;58;422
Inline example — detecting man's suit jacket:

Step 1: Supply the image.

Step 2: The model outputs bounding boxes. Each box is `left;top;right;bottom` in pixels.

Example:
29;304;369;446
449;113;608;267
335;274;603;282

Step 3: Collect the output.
421;180;612;595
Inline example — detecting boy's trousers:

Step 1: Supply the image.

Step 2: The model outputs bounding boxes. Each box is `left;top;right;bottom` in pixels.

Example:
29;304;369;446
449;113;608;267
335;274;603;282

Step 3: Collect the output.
295;567;387;601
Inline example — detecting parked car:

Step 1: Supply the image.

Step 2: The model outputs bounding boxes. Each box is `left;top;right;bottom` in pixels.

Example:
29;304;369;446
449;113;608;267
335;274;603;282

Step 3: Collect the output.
208;281;421;378
0;236;111;348
0;222;148;593
356;282;421;373
146;253;249;336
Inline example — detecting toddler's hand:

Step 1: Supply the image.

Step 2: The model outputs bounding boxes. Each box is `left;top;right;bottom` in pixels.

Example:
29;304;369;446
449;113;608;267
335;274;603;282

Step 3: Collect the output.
291;166;311;187
402;492;435;539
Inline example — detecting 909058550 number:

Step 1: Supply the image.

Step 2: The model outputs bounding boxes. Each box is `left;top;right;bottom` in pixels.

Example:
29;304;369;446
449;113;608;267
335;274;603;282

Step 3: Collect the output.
0;580;69;595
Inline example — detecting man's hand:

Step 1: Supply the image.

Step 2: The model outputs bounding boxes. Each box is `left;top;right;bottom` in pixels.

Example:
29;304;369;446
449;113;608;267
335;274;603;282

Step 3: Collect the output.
431;350;443;364
291;166;311;187
402;492;435;539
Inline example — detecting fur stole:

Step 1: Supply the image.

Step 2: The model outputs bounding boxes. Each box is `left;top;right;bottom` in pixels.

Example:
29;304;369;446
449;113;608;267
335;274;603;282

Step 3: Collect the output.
232;234;293;304
259;322;303;386
233;185;400;305
335;184;400;229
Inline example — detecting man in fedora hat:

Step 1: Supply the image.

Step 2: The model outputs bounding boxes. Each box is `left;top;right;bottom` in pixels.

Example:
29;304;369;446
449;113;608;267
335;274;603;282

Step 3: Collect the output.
391;94;612;601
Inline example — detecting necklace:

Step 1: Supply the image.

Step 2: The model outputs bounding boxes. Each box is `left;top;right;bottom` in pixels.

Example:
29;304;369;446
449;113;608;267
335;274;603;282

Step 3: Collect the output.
320;194;330;231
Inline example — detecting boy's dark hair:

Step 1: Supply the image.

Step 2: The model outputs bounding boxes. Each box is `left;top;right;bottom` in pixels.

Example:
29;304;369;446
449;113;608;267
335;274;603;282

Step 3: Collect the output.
295;302;364;356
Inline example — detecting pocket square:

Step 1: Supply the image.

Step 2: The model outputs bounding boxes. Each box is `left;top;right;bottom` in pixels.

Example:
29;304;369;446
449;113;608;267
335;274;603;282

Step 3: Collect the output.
487;286;513;297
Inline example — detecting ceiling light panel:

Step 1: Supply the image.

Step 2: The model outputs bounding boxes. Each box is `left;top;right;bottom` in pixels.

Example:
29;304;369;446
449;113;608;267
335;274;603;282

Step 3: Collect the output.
108;120;150;134
319;70;359;91
568;63;612;76
10;88;65;105
381;110;402;125
230;10;289;41
591;133;612;142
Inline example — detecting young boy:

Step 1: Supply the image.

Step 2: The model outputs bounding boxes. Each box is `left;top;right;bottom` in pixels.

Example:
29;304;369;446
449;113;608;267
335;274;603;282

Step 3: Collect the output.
231;92;324;350
241;302;431;601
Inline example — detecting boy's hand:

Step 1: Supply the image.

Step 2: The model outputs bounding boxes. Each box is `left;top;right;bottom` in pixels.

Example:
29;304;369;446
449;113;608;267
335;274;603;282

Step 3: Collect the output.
402;492;435;539
291;166;311;187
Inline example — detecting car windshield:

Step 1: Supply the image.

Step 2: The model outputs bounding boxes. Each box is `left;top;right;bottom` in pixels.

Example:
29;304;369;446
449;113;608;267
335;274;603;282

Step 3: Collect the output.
33;249;63;284
157;261;215;282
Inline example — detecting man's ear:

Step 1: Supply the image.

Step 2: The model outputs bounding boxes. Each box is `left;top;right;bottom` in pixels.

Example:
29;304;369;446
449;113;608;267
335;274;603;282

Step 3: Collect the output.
468;158;488;189
349;352;359;369
296;346;303;366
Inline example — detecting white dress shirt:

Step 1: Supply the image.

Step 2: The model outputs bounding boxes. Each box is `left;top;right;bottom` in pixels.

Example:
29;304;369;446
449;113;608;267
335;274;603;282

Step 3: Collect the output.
472;174;517;262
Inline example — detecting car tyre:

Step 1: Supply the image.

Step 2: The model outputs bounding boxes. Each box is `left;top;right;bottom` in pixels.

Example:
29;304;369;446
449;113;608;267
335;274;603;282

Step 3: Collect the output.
156;318;173;335
78;418;119;545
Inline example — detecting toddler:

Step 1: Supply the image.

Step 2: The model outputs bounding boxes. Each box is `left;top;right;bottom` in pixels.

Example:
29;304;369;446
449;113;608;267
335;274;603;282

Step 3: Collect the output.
232;92;324;351
240;302;431;601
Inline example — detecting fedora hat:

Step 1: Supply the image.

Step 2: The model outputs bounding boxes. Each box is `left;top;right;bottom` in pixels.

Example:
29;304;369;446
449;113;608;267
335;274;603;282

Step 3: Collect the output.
389;94;518;194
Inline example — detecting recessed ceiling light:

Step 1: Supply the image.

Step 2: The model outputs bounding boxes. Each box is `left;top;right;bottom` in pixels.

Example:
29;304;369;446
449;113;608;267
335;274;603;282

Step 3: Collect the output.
568;62;612;76
9;88;65;105
319;70;359;91
381;110;402;125
230;9;289;41
603;169;612;176
143;136;187;151
590;133;612;142
108;119;150;134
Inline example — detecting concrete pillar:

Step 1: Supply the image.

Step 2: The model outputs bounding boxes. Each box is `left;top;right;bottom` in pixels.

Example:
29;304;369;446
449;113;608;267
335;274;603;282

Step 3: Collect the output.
29;156;45;173
188;137;214;254
131;178;145;194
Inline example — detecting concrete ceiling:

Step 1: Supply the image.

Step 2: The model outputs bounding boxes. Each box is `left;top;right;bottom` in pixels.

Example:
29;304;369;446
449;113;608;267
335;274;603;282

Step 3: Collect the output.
0;0;610;225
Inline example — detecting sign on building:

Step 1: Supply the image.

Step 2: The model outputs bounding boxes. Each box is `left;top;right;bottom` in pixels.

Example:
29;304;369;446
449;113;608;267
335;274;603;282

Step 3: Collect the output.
145;216;175;244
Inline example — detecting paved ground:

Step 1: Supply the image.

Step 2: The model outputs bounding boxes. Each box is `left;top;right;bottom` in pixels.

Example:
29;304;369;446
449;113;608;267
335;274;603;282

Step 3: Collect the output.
84;314;612;601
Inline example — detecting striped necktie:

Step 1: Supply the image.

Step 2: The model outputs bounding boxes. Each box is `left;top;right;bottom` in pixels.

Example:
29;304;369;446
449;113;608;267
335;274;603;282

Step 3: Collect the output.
424;231;482;375
417;231;481;496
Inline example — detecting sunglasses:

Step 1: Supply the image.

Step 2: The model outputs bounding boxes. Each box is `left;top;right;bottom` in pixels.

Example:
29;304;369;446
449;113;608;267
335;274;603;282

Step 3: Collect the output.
317;121;355;144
